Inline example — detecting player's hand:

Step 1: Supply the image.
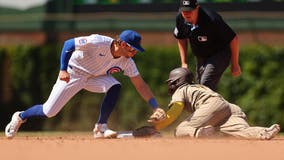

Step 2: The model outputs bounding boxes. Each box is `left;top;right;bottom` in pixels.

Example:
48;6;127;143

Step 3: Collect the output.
231;64;241;77
148;108;166;124
59;70;70;83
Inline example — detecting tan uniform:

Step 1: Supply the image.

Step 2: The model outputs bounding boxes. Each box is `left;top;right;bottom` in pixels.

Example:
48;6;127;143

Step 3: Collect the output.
171;84;274;139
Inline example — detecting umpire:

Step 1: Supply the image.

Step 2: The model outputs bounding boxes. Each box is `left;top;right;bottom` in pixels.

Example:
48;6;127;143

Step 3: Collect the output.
174;0;241;91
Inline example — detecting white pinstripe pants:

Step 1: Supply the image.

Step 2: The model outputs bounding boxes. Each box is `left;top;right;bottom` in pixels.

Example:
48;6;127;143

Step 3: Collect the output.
42;71;120;117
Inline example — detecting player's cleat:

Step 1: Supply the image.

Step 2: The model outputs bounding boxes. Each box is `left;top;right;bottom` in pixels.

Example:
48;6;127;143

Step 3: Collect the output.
93;123;117;139
5;111;26;139
259;124;280;140
195;125;216;138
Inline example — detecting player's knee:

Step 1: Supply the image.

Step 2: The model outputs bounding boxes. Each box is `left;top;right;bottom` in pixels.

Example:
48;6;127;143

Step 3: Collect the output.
174;126;196;137
175;125;216;138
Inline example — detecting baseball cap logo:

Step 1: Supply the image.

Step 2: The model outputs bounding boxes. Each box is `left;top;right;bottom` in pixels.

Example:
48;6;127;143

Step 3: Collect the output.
183;0;190;6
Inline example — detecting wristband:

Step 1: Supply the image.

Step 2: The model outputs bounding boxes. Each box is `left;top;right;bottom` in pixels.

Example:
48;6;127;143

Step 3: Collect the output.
148;97;158;109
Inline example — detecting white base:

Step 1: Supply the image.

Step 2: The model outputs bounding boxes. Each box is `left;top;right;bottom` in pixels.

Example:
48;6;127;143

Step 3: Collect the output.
117;131;134;138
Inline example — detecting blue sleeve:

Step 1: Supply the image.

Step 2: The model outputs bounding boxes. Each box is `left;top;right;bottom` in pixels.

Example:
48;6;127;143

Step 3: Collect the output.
60;38;75;70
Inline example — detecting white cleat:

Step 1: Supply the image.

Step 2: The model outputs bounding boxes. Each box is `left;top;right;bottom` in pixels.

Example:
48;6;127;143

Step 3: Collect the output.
259;124;280;140
5;111;26;139
93;123;117;139
195;125;216;138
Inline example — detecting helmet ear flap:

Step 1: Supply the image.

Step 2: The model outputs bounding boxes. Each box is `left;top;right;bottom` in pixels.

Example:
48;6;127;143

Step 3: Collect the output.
167;80;179;95
167;81;175;95
168;84;175;95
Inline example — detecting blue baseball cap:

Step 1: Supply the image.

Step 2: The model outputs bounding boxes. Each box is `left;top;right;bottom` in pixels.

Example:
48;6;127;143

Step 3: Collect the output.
119;30;145;52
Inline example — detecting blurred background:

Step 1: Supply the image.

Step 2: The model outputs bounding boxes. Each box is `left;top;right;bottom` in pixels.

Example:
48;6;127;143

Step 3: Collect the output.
0;0;284;133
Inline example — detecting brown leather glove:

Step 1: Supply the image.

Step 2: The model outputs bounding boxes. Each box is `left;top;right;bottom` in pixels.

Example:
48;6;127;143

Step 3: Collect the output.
132;126;161;138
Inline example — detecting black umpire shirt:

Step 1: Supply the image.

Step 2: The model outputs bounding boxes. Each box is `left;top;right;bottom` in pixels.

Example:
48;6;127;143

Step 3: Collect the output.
173;7;236;58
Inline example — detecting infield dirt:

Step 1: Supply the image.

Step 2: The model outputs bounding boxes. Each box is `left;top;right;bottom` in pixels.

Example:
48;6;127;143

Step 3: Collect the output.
1;133;284;160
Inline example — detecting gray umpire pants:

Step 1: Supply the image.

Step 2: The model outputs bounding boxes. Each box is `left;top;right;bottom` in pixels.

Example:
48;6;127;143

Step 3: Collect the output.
196;46;231;91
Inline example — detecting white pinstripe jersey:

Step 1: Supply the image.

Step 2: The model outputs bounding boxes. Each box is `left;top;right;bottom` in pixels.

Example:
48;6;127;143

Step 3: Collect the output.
68;34;139;77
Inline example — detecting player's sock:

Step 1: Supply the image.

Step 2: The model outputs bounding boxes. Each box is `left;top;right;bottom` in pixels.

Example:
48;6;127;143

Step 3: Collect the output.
19;104;47;120
97;84;121;124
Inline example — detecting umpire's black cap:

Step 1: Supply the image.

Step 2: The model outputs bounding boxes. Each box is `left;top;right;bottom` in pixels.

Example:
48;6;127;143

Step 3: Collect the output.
179;0;198;11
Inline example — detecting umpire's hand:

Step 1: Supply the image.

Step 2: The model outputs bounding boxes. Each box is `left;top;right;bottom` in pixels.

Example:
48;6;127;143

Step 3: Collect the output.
231;64;241;77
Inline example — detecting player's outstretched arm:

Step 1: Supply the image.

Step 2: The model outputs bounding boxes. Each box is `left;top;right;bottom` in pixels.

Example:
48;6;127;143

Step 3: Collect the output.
130;74;166;115
149;102;184;130
130;75;156;106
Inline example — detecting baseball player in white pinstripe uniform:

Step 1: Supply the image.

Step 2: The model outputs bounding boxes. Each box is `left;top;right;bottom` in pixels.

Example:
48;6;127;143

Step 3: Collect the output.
5;30;166;139
149;68;280;140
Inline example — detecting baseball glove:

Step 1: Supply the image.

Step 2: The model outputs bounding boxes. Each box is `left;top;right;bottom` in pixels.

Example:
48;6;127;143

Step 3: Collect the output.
132;126;161;138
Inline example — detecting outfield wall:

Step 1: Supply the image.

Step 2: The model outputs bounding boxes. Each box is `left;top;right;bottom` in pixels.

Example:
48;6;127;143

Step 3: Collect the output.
0;2;283;32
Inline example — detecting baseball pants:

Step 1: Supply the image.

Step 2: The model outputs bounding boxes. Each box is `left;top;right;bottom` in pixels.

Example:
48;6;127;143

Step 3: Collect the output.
196;46;231;91
219;103;270;139
175;96;231;137
42;70;120;117
175;97;270;139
